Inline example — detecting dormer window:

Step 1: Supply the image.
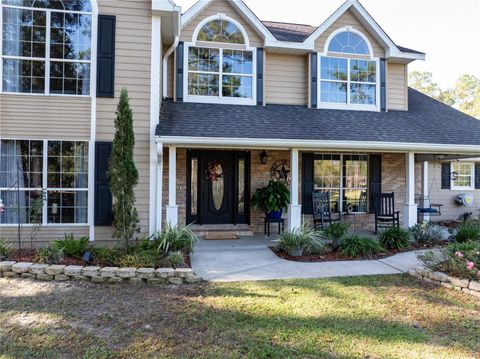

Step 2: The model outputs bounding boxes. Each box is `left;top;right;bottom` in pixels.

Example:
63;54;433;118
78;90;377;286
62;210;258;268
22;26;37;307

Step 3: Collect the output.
185;15;256;105
318;29;380;111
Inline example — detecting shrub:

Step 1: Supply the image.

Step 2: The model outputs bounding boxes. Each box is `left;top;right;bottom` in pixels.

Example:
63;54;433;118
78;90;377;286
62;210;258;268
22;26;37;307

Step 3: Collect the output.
378;227;411;250
277;225;323;256
164;251;185;269
303;237;328;256
52;233;90;258
324;222;351;250
91;247;122;267
410;222;448;244
118;250;161;268
454;220;480;243
339;235;384;259
419;241;480;281
155;223;198;255
36;245;64;264
0;239;13;260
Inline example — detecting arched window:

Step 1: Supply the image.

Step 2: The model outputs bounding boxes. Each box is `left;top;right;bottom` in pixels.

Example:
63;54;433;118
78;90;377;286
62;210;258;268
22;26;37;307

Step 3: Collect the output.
1;0;92;95
197;19;245;44
319;29;378;109
328;31;369;55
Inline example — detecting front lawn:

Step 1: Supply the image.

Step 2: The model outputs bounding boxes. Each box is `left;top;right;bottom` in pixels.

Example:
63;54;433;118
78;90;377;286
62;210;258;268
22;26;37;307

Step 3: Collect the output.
0;275;478;358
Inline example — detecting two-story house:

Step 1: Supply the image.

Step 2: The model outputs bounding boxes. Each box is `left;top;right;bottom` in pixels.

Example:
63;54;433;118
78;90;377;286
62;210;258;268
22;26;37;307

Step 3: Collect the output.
1;0;480;245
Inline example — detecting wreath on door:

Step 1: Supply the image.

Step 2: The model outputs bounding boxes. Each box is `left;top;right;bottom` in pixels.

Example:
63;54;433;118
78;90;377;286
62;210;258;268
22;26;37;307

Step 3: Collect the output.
205;160;226;182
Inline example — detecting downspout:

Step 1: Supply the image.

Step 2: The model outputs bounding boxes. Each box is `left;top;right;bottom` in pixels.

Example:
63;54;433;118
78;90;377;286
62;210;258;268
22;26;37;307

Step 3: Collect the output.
162;10;180;99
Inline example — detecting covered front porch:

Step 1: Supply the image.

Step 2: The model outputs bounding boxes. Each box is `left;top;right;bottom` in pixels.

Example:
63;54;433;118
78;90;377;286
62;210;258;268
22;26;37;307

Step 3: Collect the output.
153;141;473;235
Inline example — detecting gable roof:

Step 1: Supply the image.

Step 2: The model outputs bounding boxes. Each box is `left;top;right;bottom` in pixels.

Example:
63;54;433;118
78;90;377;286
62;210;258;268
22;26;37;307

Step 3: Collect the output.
156;89;480;150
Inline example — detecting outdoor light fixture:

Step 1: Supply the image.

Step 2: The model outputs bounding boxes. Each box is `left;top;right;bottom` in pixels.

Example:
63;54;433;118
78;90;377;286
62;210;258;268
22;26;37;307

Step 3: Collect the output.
0;199;4;212
260;150;269;165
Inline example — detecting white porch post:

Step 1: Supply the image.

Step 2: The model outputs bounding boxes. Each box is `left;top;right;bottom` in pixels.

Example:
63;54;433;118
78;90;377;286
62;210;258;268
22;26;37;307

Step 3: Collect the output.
422;161;429;222
166;145;178;226
156;143;163;233
403;151;417;228
288;149;302;231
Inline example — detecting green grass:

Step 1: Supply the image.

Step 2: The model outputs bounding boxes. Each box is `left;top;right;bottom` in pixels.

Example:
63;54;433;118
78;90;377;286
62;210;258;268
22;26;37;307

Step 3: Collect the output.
0;275;479;358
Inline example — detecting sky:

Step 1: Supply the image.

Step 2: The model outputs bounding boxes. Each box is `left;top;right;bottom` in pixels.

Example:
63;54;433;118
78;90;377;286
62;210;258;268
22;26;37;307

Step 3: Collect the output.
175;0;480;89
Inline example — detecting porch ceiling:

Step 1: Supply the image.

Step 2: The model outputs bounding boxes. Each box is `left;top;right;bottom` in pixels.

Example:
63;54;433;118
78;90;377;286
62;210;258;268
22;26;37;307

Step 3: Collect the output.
157;89;480;153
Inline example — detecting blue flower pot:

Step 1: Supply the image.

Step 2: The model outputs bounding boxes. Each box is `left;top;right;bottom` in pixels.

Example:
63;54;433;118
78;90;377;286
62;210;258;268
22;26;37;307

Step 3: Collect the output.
266;209;283;220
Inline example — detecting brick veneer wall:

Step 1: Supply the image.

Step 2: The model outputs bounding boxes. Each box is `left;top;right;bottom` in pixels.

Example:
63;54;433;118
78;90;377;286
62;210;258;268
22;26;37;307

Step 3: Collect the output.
161;149;411;233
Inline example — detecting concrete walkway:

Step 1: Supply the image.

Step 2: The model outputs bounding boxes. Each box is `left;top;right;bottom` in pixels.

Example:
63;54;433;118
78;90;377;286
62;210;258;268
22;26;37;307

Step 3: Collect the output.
190;236;427;282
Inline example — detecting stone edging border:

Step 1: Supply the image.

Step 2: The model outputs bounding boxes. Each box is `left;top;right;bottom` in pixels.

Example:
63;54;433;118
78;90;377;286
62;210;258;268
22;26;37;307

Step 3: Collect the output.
0;261;201;285
408;266;480;299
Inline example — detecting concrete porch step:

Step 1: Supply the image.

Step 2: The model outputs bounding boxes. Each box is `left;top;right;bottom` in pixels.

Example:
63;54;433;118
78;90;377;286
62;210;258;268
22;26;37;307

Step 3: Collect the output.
191;224;255;239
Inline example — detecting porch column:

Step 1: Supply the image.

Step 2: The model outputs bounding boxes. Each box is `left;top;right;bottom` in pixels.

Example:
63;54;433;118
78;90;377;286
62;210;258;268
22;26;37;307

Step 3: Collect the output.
155;143;163;232
422;161;429;222
166;145;178;226
403;151;417;228
288;148;302;231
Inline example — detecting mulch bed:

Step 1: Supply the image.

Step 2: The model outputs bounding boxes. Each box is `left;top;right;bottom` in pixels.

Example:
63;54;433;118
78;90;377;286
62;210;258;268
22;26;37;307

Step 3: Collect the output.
8;248;192;268
269;241;450;262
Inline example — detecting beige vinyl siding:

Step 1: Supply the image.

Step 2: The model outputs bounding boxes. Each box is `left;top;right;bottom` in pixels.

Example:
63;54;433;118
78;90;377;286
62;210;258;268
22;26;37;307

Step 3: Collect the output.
163;45;175;99
428;161;480;222
96;0;152;238
1;226;89;247
314;9;384;58
0;94;91;140
387;62;408;111
181;0;263;47
265;52;308;105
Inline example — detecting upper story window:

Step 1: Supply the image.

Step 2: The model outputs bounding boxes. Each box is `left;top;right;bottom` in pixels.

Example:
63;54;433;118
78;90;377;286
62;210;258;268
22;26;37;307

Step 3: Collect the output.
1;0;92;95
319;28;379;111
185;15;255;105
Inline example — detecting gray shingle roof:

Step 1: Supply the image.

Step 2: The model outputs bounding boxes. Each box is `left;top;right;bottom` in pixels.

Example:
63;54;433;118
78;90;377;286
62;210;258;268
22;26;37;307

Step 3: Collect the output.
156;89;480;146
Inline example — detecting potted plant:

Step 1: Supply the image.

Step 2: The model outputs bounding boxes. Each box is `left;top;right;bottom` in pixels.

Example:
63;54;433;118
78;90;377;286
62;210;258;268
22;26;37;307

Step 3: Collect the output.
251;180;290;220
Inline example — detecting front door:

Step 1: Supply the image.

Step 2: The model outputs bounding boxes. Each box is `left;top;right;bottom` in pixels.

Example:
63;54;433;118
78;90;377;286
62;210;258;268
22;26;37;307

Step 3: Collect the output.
187;150;250;225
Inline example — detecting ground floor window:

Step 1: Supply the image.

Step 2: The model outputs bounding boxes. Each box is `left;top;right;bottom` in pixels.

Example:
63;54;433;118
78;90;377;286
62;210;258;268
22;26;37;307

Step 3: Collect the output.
313;153;368;213
451;162;475;190
0;139;88;225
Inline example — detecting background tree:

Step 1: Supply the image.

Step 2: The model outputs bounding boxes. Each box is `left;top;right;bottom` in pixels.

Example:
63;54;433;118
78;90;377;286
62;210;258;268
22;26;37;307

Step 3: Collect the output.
108;88;140;249
409;71;480;119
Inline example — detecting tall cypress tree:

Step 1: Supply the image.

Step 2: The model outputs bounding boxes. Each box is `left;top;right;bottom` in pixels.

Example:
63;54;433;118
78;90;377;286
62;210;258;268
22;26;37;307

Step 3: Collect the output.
108;88;139;249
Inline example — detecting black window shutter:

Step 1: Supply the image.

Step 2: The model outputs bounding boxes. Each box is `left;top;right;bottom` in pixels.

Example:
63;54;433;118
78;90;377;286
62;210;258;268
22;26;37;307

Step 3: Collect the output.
256;47;264;105
475;163;480;189
380;58;386;112
302;152;314;214
310;52;318;108
175;42;184;102
97;15;116;97
441;163;451;189
95;142;113;226
369;154;382;214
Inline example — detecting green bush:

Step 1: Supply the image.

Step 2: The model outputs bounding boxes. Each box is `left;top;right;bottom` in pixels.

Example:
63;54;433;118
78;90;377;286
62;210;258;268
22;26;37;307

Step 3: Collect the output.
378;227;411;250
164;251;185;269
410;222;447;244
0;239;13;260
36;245;64;264
91;247;122;267
339;235;384;259
52;233;90;258
155;223;198;255
118;250;161;268
251;180;290;214
454;220;480;243
303;237;328;256
277;225;323;256
324;222;351;250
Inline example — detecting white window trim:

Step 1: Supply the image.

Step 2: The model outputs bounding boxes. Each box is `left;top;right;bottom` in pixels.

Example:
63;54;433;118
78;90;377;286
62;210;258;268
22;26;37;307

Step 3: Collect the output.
313;153;369;214
183;14;257;106
0;2;93;96
0;139;89;227
451;161;475;191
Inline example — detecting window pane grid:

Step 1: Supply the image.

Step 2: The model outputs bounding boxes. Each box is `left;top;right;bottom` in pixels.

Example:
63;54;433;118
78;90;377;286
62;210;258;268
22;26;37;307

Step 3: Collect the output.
452;162;474;189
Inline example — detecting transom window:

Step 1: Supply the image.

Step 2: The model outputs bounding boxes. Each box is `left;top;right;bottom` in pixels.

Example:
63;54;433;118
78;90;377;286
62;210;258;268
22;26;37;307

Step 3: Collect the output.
0;139;88;225
197;19;245;44
328;31;369;55
186;17;254;104
314;154;369;213
451;162;474;190
1;0;92;95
